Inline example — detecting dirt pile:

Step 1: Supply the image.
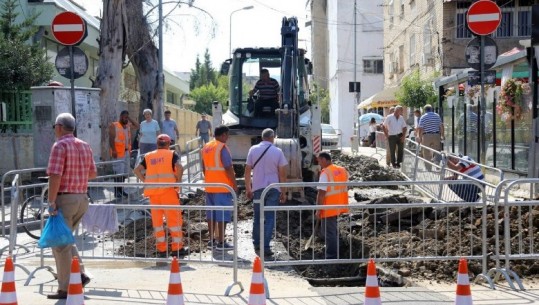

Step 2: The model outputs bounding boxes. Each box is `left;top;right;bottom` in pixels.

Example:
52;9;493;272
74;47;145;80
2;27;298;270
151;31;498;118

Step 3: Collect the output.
330;151;405;182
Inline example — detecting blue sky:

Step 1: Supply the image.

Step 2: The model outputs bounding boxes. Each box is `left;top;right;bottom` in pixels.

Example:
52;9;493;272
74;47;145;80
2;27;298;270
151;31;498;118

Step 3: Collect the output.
76;0;310;72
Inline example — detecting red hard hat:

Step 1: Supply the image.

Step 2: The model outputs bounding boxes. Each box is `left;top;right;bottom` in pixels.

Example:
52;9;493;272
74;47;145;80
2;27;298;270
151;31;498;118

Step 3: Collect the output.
157;134;171;143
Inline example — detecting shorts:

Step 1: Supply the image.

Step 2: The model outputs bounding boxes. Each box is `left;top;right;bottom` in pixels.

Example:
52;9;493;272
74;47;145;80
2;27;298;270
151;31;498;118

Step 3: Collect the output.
205;193;233;222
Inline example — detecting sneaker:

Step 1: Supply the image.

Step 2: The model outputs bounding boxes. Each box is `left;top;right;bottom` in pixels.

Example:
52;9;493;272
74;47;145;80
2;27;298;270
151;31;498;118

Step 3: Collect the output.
81;273;91;287
207;239;216;248
176;247;190;256
215;242;234;250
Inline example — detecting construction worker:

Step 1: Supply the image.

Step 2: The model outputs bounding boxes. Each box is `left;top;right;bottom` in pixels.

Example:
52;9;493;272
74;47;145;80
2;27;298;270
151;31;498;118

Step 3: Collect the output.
201;125;238;250
133;134;187;257
316;151;349;259
108;110;139;198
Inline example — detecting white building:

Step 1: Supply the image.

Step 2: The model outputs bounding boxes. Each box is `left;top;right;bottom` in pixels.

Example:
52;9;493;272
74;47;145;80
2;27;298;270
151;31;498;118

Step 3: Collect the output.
317;1;384;146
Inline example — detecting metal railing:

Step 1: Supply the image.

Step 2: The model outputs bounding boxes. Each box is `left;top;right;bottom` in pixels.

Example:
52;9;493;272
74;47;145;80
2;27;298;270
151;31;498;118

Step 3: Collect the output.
17;181;243;296
257;180;492;294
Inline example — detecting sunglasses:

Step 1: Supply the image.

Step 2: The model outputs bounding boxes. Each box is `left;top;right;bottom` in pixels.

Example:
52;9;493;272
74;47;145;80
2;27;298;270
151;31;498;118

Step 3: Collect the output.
52;124;63;129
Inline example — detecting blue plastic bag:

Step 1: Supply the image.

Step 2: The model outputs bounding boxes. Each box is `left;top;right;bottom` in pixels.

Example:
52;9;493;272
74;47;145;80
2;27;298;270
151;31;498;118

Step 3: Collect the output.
38;209;75;248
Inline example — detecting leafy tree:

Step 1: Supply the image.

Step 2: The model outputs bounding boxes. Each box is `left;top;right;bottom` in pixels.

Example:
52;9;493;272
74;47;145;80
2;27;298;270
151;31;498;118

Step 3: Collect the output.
395;69;437;109
190;48;217;90
0;0;53;90
310;83;330;123
190;84;227;114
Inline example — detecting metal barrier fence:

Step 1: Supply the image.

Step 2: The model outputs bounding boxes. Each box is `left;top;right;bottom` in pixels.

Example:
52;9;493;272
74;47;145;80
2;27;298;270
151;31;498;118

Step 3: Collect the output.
257;180;493;292
486;179;539;291
184;137;203;185
15;181;243;295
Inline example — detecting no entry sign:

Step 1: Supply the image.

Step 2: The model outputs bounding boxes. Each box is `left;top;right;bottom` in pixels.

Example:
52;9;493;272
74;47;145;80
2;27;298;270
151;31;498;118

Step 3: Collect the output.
51;12;87;46
466;0;501;36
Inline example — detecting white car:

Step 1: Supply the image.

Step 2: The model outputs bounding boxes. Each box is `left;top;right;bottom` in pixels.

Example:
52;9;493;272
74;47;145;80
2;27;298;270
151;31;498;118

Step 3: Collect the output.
321;124;340;150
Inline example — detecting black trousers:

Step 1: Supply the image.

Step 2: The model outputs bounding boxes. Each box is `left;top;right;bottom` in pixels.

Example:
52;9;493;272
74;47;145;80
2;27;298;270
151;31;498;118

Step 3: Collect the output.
388;134;404;166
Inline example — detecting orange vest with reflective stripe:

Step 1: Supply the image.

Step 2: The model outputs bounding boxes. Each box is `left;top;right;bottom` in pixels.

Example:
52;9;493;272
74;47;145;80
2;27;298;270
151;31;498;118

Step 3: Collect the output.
111;122;131;158
319;164;349;218
202;140;234;193
143;149;177;196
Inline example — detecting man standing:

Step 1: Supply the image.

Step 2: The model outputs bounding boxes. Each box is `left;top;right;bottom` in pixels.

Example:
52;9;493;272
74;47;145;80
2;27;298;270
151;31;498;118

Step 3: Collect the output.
196;113;212;144
383;105;407;168
134;134;187;257
245;128;287;257
416;104;444;171
109;110;139;198
316;152;349;259
46;113;97;299
383;107;395;166
201;125;238;250
162;110;180;146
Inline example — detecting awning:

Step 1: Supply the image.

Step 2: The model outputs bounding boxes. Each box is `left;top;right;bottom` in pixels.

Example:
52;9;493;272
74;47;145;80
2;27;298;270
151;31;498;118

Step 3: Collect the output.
357;87;400;109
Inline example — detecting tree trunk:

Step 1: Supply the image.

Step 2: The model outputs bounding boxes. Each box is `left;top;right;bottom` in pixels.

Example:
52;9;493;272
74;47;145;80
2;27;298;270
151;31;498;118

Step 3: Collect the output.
93;0;127;159
125;0;161;123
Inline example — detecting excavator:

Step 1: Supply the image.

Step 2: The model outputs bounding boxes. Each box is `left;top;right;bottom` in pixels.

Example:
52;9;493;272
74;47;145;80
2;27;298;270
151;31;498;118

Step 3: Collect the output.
212;17;321;184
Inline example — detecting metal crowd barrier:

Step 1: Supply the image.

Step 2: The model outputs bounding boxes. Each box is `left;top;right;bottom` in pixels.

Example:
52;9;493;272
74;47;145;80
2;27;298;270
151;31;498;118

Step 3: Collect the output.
257;180;493;294
184;137;203;185
486;178;539;291
21;181;243;296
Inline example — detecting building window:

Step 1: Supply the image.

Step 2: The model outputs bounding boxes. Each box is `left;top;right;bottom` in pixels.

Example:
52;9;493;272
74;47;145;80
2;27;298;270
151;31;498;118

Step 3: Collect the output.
400;0;404;19
496;11;514;37
166;91;176;104
363;59;383;74
423;20;432;55
517;6;532;36
410;0;416;16
398;45;404;73
389;0;394;26
456;12;472;38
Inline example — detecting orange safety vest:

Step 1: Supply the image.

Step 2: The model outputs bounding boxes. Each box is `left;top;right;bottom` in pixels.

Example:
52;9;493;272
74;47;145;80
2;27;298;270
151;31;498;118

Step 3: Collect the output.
202;140;234;193
143;149;177;196
319;164;349;219
111;122;131;158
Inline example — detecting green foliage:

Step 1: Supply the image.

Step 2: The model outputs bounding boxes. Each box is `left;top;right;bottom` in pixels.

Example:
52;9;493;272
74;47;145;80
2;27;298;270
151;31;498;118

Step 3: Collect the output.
0;0;54;90
190;84;228;114
395;69;437;109
189;48;217;90
310;83;330;123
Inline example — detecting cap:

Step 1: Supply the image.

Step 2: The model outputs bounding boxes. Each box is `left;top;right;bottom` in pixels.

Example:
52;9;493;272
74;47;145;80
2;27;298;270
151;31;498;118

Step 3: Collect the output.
157;134;171;143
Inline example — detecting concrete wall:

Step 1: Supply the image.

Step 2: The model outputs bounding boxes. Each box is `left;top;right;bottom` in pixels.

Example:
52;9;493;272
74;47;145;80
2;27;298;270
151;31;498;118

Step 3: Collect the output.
0;134;34;174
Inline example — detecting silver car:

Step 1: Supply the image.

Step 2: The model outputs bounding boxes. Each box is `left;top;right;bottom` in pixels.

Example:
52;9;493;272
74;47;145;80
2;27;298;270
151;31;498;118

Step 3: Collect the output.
321;123;340;150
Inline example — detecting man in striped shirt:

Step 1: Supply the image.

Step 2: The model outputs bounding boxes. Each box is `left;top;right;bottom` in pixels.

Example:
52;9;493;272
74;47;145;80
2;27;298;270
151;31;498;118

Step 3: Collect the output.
417;104;444;171
445;155;484;202
249;69;280;117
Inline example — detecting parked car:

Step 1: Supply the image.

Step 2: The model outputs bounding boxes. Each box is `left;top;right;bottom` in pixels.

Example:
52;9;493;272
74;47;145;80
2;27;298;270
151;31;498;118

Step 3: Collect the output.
321;123;340;150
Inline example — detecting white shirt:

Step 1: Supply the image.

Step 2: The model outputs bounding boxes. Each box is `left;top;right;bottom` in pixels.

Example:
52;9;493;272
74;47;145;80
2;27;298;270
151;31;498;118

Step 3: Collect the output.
317;171;329;191
383;114;407;136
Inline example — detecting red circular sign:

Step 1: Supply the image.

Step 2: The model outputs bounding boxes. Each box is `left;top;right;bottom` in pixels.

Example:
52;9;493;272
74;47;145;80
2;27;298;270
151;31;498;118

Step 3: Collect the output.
466;0;501;36
51;12;86;46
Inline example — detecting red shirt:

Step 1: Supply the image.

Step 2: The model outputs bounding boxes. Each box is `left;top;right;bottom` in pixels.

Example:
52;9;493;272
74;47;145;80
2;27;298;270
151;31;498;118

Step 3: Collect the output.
46;134;97;193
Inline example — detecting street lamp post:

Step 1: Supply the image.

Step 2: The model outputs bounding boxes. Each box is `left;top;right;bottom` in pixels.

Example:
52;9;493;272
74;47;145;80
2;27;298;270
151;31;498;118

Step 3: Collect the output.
229;6;254;57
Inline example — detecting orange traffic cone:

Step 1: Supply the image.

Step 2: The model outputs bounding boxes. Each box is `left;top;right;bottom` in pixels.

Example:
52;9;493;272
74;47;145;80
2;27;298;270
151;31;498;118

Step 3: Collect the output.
455;258;473;305
364;259;382;305
248;256;266;305
66;257;84;305
0;256;17;305
166;257;184;305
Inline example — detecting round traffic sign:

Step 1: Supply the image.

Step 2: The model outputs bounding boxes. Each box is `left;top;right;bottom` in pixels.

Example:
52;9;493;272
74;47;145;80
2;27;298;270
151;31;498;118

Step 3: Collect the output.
51;12;87;46
55;46;89;79
466;0;501;36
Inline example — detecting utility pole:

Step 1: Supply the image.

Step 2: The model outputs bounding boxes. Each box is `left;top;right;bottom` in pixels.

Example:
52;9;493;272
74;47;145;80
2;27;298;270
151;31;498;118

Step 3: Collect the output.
157;0;164;124
353;0;360;135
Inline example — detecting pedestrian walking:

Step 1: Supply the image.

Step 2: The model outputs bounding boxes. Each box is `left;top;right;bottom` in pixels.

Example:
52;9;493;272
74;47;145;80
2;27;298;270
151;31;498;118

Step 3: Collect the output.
196;113;212;144
316;152;349;259
134;134;188;257
162;110;180;146
416;104;444;171
139;109;161;155
368;117;377;147
109;110;139;198
244;128;287;257
46;113;96;299
201;125;238;250
383;105;407;168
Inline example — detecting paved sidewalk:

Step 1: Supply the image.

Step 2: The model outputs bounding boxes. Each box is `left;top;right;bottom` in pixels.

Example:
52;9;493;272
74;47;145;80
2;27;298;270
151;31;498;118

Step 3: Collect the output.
8;257;539;304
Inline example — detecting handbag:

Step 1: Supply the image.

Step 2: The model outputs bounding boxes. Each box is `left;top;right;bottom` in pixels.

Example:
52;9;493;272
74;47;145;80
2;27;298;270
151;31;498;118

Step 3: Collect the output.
38;209;75;248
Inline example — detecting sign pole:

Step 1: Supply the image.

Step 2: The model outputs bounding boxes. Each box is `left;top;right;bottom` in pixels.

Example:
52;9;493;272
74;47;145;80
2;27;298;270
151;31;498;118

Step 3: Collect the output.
479;35;485;163
69;45;77;136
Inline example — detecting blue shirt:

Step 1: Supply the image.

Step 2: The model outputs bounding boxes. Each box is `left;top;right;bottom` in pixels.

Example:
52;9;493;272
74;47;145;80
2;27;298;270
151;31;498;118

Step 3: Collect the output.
221;145;232;168
162;119;178;140
418;111;442;134
139;120;160;144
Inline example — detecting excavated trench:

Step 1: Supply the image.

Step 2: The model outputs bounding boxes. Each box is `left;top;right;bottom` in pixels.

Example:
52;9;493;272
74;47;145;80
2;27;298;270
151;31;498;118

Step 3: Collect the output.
114;151;539;287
